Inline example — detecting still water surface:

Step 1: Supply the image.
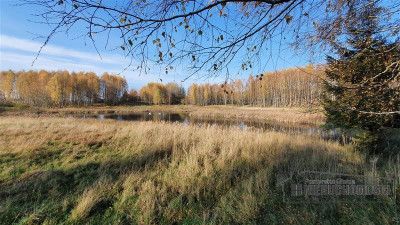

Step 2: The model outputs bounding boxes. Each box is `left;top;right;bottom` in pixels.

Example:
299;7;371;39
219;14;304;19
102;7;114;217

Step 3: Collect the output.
74;112;345;141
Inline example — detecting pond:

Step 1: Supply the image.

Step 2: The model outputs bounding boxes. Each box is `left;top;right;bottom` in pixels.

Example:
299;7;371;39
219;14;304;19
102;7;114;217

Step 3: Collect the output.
72;112;346;142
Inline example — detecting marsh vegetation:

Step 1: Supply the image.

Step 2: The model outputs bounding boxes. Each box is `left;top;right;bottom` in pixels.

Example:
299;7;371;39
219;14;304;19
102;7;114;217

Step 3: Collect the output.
0;116;399;224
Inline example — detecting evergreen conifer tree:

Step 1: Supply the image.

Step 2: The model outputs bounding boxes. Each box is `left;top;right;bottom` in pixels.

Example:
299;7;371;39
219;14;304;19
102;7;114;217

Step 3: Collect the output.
323;1;400;153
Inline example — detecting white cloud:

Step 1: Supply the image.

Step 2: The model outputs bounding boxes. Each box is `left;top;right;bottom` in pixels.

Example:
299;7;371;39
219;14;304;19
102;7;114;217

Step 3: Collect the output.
0;51;105;72
0;34;126;65
0;34;204;90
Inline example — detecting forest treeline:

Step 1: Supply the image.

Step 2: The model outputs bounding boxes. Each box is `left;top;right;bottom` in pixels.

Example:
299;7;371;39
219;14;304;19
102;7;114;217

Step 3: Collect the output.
186;64;325;107
136;64;325;107
0;70;128;106
0;64;325;107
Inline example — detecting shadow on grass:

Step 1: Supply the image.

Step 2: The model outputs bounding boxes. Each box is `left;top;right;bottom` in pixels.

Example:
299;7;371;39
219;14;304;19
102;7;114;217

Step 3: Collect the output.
1;142;396;224
0;149;172;224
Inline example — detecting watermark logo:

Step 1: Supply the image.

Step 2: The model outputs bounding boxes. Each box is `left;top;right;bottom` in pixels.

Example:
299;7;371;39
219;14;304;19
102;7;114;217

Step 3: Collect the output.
278;170;396;203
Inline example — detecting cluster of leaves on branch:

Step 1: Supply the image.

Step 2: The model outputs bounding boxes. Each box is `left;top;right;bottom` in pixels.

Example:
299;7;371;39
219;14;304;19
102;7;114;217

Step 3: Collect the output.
27;0;319;77
24;0;399;85
0;70;127;107
186;64;325;106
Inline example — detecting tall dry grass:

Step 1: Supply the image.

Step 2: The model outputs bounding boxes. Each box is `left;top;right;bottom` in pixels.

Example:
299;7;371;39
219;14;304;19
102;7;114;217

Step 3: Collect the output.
0;117;397;224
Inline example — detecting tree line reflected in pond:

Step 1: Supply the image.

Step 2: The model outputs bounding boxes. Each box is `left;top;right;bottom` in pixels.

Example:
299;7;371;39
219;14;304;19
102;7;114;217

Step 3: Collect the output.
73;112;349;143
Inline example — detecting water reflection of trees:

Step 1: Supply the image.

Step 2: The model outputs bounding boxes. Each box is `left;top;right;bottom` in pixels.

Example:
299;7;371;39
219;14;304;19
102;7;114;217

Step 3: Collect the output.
80;112;347;142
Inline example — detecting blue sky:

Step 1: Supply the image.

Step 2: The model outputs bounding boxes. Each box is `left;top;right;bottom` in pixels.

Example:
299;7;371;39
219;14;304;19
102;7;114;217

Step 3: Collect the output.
0;0;320;90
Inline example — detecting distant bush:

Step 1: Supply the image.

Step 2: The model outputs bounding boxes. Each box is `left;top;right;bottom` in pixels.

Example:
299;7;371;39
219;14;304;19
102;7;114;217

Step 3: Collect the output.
0;102;30;112
14;103;29;110
0;101;14;107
